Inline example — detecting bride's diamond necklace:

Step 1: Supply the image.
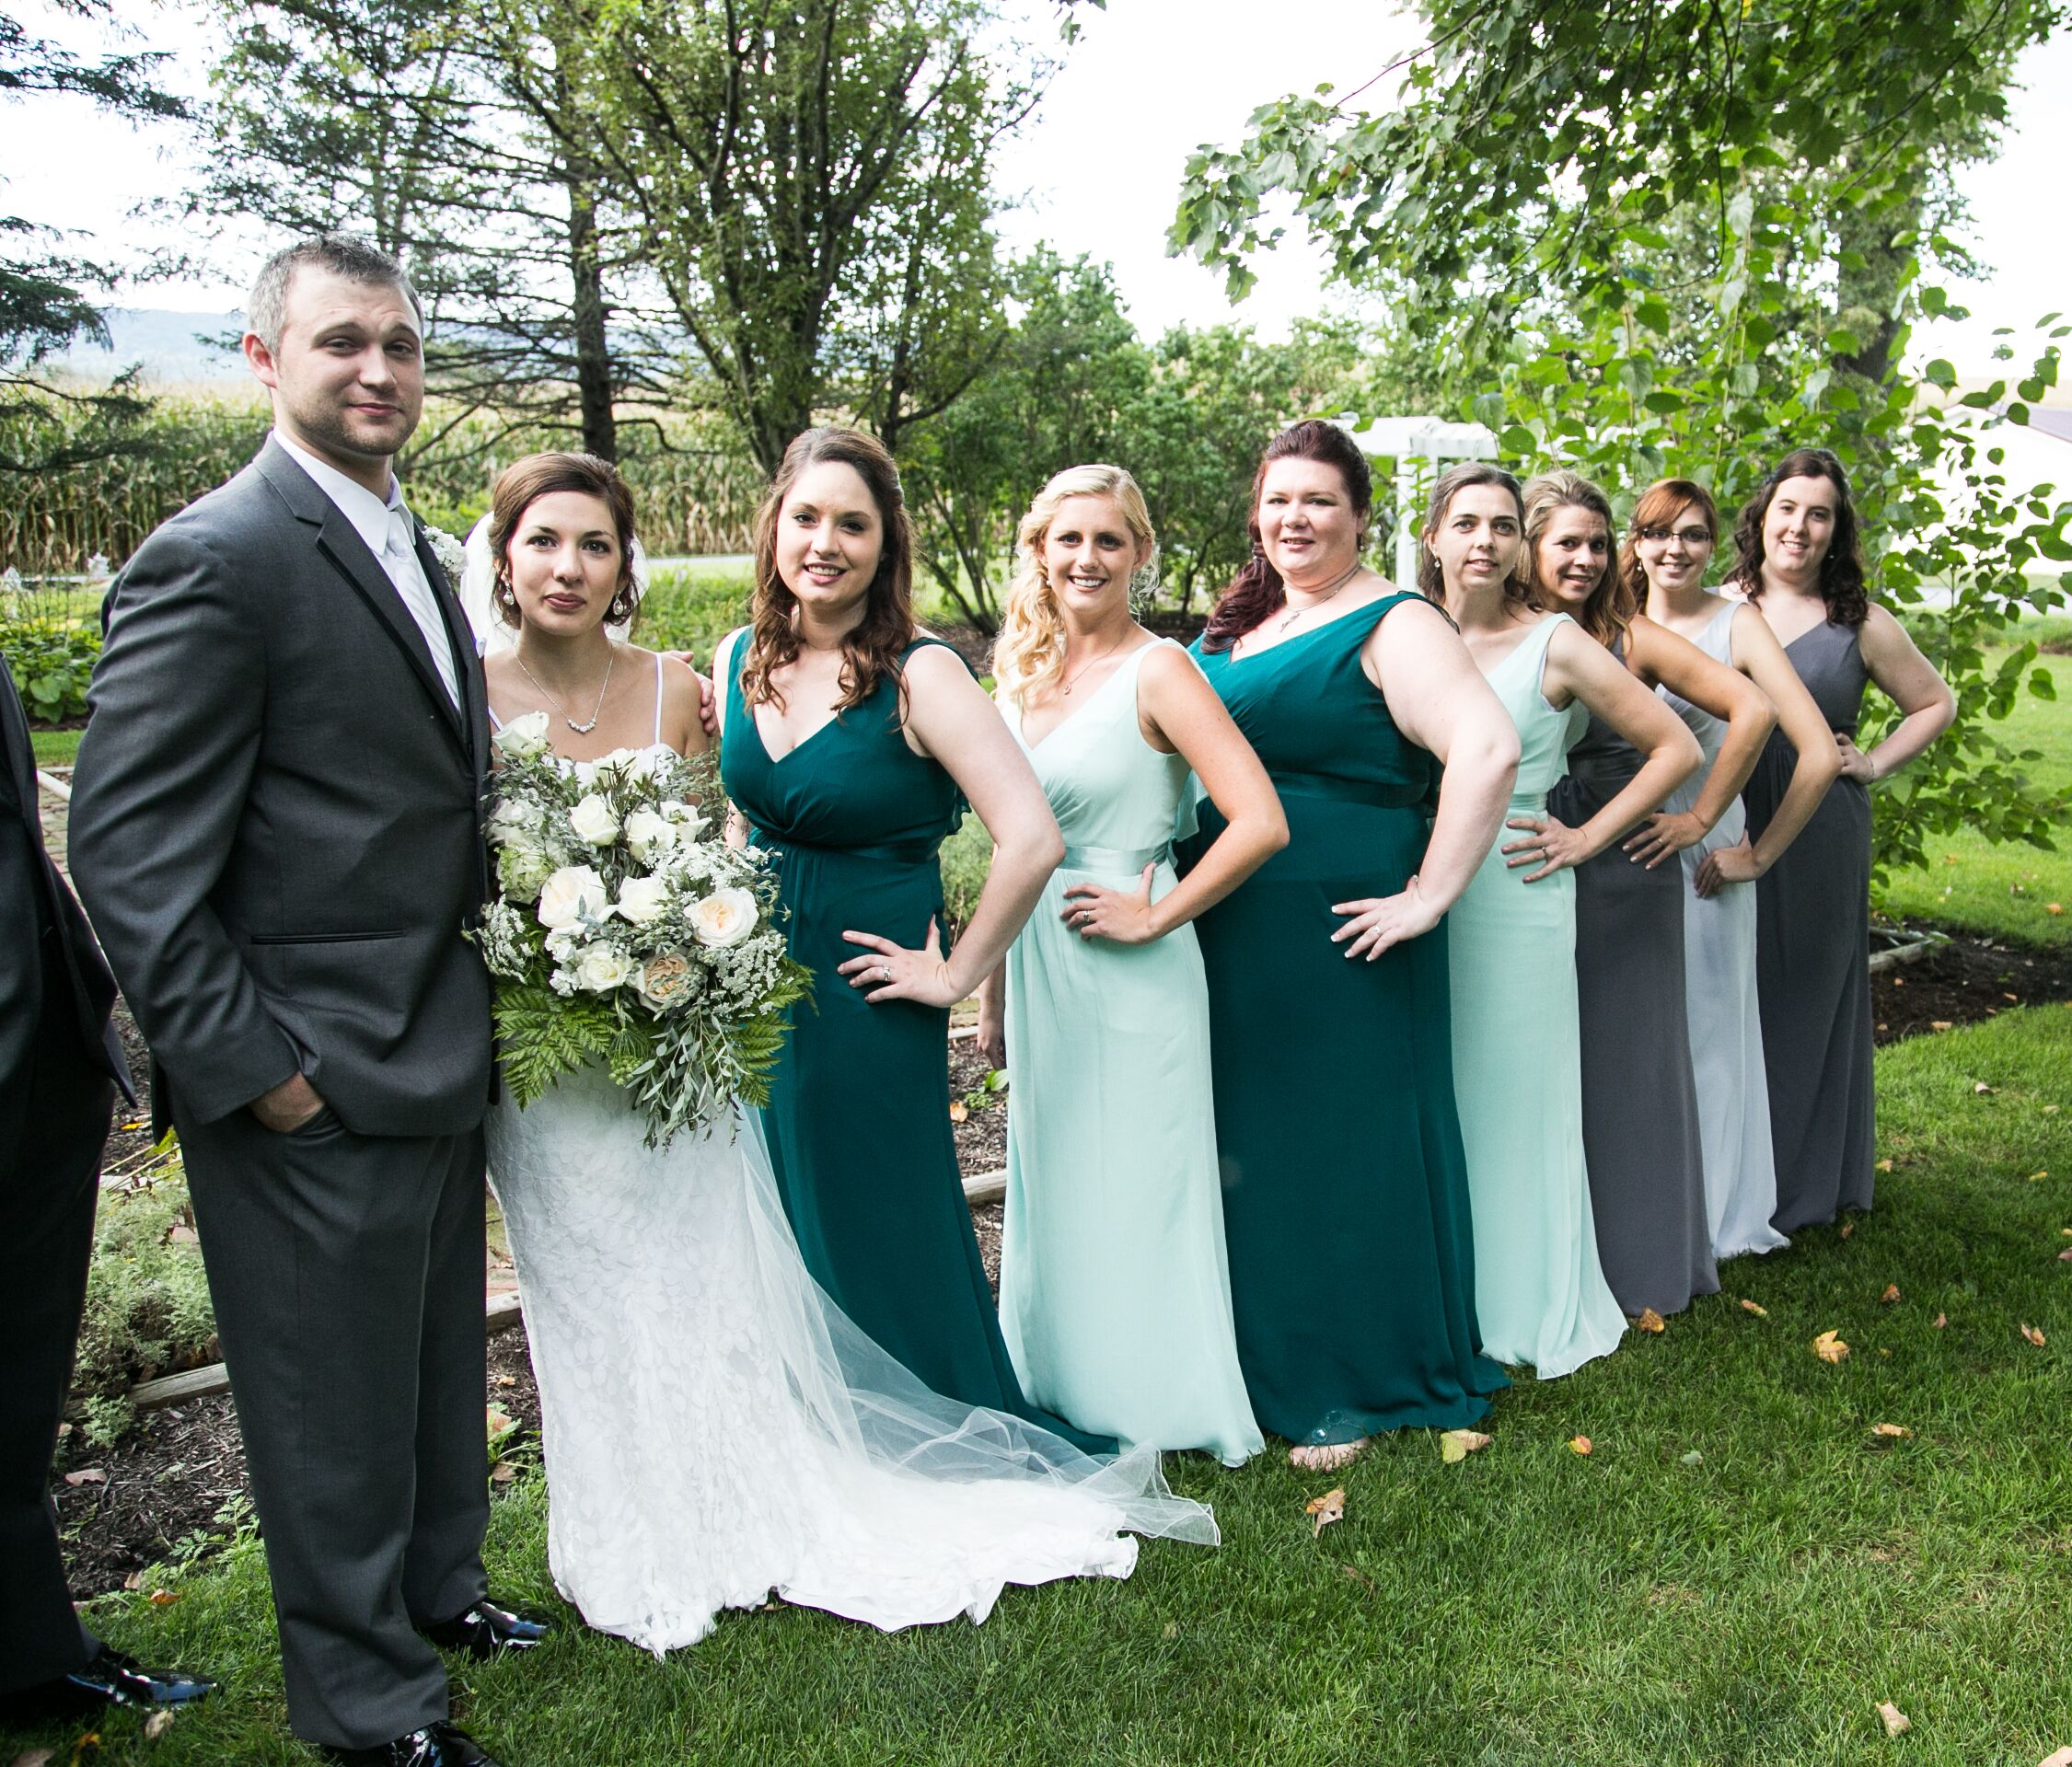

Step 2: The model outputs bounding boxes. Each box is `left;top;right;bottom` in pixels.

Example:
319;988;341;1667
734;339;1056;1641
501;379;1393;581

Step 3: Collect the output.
1276;560;1364;633
517;640;617;734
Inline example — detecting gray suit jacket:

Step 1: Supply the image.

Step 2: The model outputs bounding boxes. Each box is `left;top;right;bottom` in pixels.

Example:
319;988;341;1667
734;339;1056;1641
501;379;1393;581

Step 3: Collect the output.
69;439;493;1139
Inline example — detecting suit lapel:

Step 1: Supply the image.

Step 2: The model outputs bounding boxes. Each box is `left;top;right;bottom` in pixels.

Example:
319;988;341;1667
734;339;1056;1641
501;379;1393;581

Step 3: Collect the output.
414;524;490;776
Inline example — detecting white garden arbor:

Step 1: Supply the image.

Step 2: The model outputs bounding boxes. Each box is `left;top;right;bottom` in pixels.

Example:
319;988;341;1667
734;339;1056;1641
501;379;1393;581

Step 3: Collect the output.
1344;416;1501;588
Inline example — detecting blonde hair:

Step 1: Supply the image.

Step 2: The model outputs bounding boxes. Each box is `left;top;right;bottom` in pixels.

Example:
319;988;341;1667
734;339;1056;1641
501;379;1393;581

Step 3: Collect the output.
994;465;1160;702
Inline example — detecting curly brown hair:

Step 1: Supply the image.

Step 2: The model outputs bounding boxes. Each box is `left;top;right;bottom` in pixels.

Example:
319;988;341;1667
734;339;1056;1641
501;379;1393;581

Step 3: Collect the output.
1616;479;1720;614
488;452;641;630
741;427;917;715
1418;462;1535;612
1200;420;1373;654
1725;446;1869;629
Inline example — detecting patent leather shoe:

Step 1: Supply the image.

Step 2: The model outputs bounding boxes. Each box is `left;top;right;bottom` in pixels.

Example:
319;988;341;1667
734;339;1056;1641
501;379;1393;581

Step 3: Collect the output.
0;1645;215;1719
422;1597;551;1660
322;1720;504;1766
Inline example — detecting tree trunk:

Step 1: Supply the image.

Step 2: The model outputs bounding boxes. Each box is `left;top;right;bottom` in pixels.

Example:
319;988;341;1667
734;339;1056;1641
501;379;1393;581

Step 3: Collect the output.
564;169;618;464
1833;170;1924;399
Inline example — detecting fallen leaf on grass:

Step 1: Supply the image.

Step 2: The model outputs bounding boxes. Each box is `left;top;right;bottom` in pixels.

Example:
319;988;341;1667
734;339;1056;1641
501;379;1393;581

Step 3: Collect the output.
1880;1284;1901;1303
2048;903;2065;916
1340;1563;1377;1592
1812;1329;1850;1363
11;1749;56;1767
1875;1158;1894;1173
146;1589;179;1608
62;1469;106;1486
1932;1312;1947;1329
495;1373;516;1388
1877;1701;1912;1738
2020;1323;2047;1347
1929;1020;1953;1032
122;1571;145;1592
1680;1449;1705;1466
1304;1486;1346;1537
1870;1423;1914;1441
1569;1436;1592;1455
1840;1221;1856;1239
1974;1082;1997;1095
2035;1749;2072;1767
1636;1307;1666;1334
1439;1429;1492;1465
142;1710;175;1741
485;1407;514;1438
491;1461;519;1485
1740;1299;1769;1317
947;1099;968;1124
2028;1171;2050;1184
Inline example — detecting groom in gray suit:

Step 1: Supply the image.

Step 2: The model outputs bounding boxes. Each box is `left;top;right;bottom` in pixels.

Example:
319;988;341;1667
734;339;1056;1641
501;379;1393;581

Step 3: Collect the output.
70;237;544;1767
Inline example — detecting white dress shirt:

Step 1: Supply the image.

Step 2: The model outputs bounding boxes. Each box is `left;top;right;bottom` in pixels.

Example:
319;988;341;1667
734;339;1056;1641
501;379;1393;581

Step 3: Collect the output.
273;430;462;709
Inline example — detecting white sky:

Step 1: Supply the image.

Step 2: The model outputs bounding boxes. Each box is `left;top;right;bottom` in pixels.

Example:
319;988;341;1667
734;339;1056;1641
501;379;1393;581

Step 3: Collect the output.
2;0;2066;382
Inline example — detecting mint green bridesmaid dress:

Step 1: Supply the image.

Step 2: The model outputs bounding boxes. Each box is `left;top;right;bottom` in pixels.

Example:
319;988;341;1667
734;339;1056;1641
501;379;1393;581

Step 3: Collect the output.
1181;595;1508;1445
998;641;1263;1465
1449;613;1627;1377
719;637;1109;1453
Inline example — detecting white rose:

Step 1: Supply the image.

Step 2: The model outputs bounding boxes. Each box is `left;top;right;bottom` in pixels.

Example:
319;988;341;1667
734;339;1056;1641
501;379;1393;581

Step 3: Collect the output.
492;710;550;758
688;886;758;949
660;799;708;837
497;843;555;903
614;875;671;926
570;942;633;993
622;808;677;863
569;793;620;846
537;864;609;930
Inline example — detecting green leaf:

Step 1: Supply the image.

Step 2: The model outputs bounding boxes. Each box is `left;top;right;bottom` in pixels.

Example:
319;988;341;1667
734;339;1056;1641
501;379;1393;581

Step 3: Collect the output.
1925;359;1958;389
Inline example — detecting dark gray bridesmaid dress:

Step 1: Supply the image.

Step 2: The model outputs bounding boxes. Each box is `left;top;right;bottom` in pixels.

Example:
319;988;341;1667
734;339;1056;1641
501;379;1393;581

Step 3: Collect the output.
1743;618;1874;1230
1546;638;1719;1317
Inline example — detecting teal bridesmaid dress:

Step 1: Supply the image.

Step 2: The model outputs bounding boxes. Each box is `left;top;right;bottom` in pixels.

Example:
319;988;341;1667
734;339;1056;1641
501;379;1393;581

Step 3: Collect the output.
720;636;1109;1451
1180;595;1508;1444
998;641;1263;1464
1449;613;1627;1377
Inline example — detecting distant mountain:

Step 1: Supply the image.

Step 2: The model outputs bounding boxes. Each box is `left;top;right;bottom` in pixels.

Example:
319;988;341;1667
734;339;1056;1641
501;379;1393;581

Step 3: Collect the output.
50;308;248;385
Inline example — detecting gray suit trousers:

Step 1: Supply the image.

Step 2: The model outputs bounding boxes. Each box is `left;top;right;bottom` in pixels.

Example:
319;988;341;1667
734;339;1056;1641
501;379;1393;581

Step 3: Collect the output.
175;1107;490;1750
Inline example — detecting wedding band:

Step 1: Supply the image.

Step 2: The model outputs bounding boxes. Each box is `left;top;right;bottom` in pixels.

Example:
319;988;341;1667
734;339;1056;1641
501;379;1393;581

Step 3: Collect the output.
877;965;890;981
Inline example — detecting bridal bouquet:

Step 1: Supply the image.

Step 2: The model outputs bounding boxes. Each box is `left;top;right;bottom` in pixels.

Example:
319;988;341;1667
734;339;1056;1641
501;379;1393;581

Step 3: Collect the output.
475;712;809;1145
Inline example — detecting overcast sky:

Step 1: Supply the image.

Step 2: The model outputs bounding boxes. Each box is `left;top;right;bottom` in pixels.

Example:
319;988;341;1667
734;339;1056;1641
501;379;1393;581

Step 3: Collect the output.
3;0;2066;382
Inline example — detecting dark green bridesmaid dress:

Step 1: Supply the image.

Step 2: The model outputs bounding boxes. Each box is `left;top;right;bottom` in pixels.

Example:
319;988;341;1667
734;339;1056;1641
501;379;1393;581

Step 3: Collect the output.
1180;595;1509;1444
720;637;1109;1451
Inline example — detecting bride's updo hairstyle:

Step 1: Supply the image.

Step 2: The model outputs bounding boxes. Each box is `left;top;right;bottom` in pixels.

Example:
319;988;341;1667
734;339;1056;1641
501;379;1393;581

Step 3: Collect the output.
993;464;1160;703
1417;462;1534;612
1200;419;1372;654
487;451;642;631
744;425;917;714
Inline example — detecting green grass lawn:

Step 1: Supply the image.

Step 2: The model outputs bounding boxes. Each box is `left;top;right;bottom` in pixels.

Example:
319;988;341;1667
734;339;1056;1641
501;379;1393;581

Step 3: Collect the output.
12;1007;2069;1767
30;725;83;766
1881;654;2071;945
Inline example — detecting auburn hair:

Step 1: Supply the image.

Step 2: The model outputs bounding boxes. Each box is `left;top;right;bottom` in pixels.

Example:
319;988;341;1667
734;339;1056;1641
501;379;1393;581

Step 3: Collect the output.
1616;478;1720;613
1418;462;1534;612
1725;446;1869;629
1200;420;1373;653
488;452;641;630
1521;470;1623;644
994;464;1160;703
742;427;918;715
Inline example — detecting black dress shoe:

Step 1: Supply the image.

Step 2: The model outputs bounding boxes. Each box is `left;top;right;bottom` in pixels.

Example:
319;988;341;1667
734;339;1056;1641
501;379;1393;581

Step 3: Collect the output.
422;1597;551;1660
0;1645;215;1718
322;1719;504;1766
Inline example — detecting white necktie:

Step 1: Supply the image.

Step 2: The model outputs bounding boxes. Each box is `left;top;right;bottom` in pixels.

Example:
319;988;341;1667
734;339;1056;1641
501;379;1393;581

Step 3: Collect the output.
384;504;461;710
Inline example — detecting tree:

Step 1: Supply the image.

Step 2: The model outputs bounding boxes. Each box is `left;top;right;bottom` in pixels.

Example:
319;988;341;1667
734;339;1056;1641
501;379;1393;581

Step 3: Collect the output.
1169;0;2072;887
1;2;184;474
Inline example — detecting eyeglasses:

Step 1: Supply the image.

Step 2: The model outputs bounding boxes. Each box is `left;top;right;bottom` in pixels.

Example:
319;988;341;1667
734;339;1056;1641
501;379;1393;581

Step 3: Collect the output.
1637;526;1714;546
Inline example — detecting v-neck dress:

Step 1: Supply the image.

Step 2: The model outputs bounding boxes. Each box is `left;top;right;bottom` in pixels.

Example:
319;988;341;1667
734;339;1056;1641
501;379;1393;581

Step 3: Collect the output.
1659;604;1790;1262
1744;618;1875;1230
1546;636;1718;1318
997;642;1263;1465
1449;615;1626;1377
1179;595;1508;1445
719;636;1107;1452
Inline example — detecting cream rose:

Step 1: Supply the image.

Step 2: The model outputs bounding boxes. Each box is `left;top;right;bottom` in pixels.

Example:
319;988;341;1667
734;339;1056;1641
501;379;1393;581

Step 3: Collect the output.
636;949;697;1011
660;799;708;838
614;875;671;926
688;886;758;949
569;942;633;993
568;792;620;846
622;808;677;863
496;842;555;903
492;710;550;758
537;864;609;930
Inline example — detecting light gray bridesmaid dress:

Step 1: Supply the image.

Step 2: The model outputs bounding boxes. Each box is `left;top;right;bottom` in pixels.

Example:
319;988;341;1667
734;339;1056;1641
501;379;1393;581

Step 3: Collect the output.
1547;635;1719;1318
1744;618;1875;1230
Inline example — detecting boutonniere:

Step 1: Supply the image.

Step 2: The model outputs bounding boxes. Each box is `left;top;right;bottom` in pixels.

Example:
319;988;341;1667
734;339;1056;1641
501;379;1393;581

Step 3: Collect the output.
421;524;468;593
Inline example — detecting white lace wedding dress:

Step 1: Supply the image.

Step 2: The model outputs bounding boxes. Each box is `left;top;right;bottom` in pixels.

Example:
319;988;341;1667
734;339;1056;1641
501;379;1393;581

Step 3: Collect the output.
486;1058;1217;1657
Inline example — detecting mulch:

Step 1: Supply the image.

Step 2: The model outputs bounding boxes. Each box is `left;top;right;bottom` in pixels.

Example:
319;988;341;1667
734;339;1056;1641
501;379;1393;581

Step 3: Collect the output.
46;921;2072;1600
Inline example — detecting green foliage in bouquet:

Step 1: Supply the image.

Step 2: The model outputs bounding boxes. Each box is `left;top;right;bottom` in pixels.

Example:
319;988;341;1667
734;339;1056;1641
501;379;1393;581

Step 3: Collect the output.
476;718;810;1145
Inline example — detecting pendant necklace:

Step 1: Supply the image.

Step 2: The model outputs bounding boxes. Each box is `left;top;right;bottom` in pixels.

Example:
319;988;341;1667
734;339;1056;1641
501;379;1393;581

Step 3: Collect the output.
1275;560;1365;634
1059;636;1129;696
516;640;617;734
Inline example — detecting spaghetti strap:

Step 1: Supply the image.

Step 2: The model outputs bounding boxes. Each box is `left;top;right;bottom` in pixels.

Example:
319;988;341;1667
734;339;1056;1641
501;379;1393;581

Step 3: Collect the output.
648;649;663;747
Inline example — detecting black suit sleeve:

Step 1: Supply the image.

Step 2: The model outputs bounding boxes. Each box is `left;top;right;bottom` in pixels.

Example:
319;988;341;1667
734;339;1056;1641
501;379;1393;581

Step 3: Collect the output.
68;525;300;1124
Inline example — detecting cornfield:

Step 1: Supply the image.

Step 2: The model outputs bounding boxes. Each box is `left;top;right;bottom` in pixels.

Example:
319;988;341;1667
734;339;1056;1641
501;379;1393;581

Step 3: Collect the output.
3;386;764;573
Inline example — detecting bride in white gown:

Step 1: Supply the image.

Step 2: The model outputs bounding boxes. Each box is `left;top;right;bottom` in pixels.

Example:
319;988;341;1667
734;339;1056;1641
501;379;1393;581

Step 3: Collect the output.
469;454;1216;1657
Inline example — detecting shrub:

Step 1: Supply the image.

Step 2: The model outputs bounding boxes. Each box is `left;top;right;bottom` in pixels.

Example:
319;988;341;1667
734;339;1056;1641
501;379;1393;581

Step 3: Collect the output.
2;583;103;723
75;1154;218;1445
635;565;755;664
940;814;992;936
